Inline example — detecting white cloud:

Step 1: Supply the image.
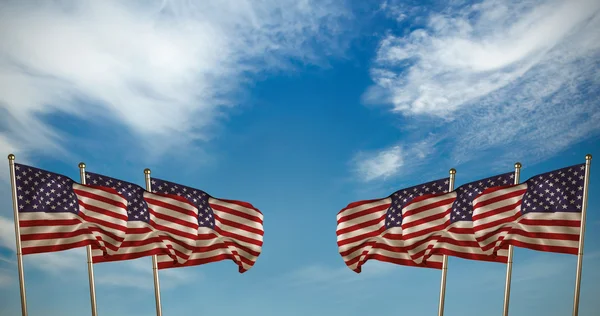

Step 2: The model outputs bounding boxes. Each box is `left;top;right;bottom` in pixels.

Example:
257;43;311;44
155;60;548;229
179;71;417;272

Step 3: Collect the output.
0;269;13;288
360;0;600;178
0;0;351;159
0;217;15;251
95;258;198;290
352;135;441;182
283;260;398;288
353;145;403;182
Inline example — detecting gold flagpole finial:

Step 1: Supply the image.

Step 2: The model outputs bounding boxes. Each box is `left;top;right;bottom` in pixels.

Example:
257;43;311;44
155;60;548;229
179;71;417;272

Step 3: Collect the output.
78;162;86;169
144;168;151;175
515;162;522;168
449;168;456;175
585;154;592;161
8;154;15;161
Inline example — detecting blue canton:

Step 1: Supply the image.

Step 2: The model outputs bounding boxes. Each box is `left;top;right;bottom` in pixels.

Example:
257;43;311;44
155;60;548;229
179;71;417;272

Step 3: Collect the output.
151;178;214;228
385;178;450;229
521;164;585;214
85;172;149;222
451;172;514;222
14;163;79;213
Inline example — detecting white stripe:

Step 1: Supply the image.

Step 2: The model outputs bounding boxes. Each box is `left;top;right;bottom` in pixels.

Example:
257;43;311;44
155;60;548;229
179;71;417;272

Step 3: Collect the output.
336;198;391;222
215;219;263;242
212;208;264;231
336;209;387;231
19;212;75;221
210;198;263;221
22;234;94;250
337;222;385;253
402;214;449;237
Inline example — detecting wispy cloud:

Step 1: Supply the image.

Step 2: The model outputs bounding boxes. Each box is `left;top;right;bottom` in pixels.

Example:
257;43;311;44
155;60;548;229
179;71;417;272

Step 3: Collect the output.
352;145;403;182
0;255;13;265
282;260;399;289
95;257;199;290
360;0;600;179
0;268;13;288
352;134;442;182
0;0;352;162
0;217;15;251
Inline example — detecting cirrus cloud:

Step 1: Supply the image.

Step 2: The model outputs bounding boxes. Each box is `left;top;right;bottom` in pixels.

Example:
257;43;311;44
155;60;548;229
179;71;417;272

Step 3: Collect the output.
359;0;600;180
0;0;353;161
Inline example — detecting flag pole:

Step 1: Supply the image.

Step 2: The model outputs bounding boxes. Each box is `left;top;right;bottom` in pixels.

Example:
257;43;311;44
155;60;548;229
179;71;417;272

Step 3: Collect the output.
572;154;592;316
144;168;163;316
437;168;456;316
8;154;28;316
78;163;98;316
502;162;521;316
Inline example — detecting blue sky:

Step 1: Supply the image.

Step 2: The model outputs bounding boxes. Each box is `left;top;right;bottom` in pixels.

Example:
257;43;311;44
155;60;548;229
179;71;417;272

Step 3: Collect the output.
1;0;600;315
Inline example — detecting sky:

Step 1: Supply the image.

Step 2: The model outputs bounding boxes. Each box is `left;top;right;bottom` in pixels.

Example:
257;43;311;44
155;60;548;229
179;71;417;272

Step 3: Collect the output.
0;0;600;315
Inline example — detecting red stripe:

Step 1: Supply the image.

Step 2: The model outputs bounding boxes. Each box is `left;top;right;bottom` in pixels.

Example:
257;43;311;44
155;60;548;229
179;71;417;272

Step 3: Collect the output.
149;220;198;241
145;195;197;218
337;203;390;225
402;220;450;241
402;208;451;230
73;187;128;216
93;248;168;263
78;211;127;233
336;213;387;236
148;208;198;230
506;240;578;255
22;240;94;255
213;214;264;236
402;195;455;218
213;226;263;247
211;203;263;225
19;218;81;227
216;198;262;215
336;225;387;247
472;187;526;211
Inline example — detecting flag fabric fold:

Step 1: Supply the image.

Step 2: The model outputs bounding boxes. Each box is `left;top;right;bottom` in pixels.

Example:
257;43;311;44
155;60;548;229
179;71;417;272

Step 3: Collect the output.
85;173;180;263
14;164;128;255
149;178;264;273
336;178;450;273
401;173;514;265
143;190;199;263
472;164;585;256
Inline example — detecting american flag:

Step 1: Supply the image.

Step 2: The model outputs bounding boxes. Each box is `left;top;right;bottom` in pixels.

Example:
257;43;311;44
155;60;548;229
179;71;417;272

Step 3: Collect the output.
14;164;128;255
402;173;514;265
86;172;177;263
143;190;199;264
472;164;585;255
336;178;449;273
150;178;264;273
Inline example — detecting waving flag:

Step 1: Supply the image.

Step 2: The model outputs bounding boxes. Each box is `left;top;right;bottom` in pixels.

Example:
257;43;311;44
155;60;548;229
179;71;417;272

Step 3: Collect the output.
402;173;514;264
143;190;199;263
14;164;128;255
336;178;449;273
85;173;178;263
472;164;585;255
150;178;264;273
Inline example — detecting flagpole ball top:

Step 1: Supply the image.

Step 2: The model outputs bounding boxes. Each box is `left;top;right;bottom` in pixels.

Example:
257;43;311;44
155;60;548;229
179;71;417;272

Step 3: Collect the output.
449;168;456;174
144;168;151;175
515;162;522;168
78;162;86;169
585;154;592;161
7;154;15;161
